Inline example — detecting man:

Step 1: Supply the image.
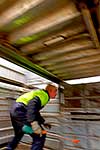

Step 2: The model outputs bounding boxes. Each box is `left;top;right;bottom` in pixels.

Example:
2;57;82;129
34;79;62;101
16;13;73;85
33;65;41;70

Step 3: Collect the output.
7;84;57;150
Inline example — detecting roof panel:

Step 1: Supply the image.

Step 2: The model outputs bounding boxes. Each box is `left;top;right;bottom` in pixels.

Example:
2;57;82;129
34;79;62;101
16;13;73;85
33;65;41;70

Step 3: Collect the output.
0;0;100;82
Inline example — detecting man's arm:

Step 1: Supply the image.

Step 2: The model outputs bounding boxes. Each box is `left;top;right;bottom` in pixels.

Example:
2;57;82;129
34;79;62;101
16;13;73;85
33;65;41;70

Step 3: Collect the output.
27;96;45;124
37;112;45;125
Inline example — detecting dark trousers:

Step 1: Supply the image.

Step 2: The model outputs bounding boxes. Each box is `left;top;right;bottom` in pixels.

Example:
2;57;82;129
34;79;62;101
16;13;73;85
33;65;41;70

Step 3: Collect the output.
7;126;46;150
7;103;46;150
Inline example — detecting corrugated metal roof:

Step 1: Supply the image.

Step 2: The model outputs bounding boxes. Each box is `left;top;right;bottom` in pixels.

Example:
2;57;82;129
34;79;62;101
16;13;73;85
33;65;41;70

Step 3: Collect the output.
0;0;100;82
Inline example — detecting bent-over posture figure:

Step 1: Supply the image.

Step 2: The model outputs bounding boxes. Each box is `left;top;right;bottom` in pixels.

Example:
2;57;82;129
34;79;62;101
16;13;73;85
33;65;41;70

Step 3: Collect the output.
7;84;57;150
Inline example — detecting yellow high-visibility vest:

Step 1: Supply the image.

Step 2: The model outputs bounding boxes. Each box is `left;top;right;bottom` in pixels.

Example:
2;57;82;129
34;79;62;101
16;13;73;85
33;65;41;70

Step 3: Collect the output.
16;89;49;107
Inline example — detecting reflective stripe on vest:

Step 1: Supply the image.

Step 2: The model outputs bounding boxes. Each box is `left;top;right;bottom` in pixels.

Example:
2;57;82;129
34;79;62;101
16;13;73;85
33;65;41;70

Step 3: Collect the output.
16;89;49;107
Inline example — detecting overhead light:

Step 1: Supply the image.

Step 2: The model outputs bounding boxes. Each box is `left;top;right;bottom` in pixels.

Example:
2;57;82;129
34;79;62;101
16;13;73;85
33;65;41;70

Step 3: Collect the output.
65;76;100;85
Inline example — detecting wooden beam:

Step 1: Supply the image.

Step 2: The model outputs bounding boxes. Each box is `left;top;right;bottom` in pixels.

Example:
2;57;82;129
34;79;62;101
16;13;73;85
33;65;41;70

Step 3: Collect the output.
79;2;100;48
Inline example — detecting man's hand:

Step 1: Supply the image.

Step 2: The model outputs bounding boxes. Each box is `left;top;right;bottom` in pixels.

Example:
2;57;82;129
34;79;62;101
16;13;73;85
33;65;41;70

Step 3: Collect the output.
31;121;42;135
43;123;51;129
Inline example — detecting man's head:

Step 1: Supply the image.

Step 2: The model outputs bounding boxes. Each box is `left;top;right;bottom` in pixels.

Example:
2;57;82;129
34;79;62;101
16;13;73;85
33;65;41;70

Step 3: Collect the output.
45;84;57;99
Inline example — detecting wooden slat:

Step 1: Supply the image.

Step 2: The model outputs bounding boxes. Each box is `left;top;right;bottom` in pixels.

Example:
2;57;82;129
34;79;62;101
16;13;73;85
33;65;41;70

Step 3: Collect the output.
37;49;99;65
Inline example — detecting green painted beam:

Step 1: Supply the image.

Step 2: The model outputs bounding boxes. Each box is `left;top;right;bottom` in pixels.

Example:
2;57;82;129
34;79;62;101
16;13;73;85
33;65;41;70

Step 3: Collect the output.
0;44;61;84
